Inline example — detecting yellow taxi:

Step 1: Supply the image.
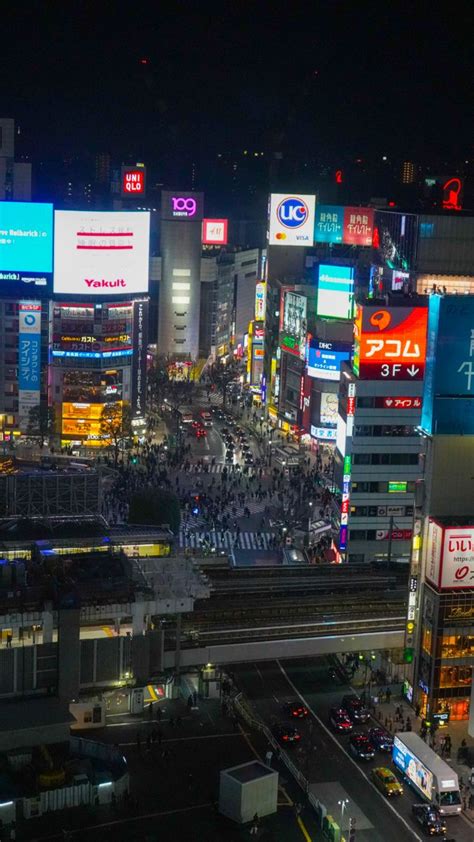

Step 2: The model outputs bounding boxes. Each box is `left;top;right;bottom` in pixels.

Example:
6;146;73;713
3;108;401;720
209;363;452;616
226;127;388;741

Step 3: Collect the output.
371;766;404;797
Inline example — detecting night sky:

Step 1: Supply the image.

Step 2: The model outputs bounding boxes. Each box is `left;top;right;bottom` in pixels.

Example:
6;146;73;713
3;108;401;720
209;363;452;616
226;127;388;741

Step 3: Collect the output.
2;2;472;165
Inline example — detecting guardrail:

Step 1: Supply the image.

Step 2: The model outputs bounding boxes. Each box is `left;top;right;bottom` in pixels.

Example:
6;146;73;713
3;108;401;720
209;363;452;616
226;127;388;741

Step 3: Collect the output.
233;691;345;839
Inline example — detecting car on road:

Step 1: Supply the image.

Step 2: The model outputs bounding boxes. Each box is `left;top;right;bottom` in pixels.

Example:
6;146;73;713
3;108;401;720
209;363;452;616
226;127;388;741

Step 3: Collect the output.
329;707;353;732
241;443;251;451
284;701;308;719
244;453;254;465
195;427;207;438
371;767;403;797
348;733;375;760
368;727;393;752
411;804;447;836
271;723;301;746
225;451;234;462
221;427;229;436
341;695;370;723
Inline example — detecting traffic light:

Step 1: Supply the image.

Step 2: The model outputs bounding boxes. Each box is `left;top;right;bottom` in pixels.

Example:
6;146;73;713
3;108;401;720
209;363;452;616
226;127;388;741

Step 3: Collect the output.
358;653;364;661
370;652;376;661
131;455;138;464
404;647;414;664
349;817;356;842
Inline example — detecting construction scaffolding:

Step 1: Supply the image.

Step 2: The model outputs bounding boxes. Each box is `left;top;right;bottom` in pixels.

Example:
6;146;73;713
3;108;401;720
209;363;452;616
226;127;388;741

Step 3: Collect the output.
0;470;101;518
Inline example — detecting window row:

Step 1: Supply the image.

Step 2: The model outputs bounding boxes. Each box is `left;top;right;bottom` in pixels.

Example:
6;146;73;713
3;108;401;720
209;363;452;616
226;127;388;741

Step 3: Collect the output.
354;425;417;437
352;452;419;465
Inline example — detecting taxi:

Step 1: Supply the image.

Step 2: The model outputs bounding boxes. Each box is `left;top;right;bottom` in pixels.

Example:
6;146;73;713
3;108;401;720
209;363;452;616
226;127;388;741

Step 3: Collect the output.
371;766;403;797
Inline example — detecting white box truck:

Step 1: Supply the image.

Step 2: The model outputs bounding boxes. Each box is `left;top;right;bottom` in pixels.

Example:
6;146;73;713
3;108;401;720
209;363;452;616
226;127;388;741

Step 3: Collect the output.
392;733;461;815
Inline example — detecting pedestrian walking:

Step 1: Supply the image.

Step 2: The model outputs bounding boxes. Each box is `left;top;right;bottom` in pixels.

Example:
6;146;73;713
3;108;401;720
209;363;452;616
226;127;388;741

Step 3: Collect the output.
385;687;391;704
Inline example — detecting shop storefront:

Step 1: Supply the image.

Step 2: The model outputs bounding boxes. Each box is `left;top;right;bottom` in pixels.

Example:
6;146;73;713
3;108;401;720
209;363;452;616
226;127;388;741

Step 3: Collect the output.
416;583;474;721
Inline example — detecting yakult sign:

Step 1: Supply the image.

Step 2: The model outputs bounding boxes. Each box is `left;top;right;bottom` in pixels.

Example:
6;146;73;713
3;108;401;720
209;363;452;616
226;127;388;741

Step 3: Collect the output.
53;210;150;296
426;519;474;590
161;190;204;222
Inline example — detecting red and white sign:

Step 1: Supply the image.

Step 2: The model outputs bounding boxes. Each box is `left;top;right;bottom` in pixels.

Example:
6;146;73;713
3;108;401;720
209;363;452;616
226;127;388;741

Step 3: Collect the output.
376;397;422;410
343;207;374;246
121;167;146;196
202;218;228;245
53;210;150;296
426;520;474;589
376;529;413;541
354;305;428;381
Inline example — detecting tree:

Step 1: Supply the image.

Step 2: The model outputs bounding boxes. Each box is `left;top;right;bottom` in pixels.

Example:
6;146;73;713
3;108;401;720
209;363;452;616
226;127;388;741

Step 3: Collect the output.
100;403;133;465
27;404;56;448
209;358;241;408
129;488;181;533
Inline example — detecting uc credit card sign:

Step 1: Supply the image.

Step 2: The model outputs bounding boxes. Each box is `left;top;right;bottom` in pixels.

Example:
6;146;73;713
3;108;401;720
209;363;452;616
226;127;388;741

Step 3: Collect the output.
268;194;316;246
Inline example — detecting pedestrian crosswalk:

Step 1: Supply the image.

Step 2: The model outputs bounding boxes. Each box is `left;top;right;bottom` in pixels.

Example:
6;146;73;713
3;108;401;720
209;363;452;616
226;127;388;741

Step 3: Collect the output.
178;530;274;551
185;462;252;475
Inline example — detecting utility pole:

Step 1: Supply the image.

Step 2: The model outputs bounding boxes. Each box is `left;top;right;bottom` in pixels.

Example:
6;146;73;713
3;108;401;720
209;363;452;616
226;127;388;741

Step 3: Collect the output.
387;514;394;570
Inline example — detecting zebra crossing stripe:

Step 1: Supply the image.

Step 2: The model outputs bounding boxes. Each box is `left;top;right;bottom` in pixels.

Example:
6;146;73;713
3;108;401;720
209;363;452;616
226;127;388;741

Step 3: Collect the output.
177;531;273;550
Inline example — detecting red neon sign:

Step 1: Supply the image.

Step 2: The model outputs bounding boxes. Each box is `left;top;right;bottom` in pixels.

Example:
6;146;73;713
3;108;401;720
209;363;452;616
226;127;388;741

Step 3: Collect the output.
122;168;145;195
442;177;463;211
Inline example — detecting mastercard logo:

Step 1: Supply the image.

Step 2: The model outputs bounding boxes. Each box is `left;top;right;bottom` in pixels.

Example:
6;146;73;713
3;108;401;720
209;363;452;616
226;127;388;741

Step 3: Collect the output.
276;232;287;240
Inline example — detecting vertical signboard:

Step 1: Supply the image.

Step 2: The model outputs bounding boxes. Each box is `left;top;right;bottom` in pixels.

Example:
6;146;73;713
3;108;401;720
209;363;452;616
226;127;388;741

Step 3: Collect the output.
132;299;148;418
314;205;344;244
255;281;267;320
343;207;374;246
18;301;42;429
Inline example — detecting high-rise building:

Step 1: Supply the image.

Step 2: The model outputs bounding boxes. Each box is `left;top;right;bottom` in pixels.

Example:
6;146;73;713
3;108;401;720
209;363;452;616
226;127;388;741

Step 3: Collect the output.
335;302;428;563
0;117;31;201
402;160;415;184
158;191;204;361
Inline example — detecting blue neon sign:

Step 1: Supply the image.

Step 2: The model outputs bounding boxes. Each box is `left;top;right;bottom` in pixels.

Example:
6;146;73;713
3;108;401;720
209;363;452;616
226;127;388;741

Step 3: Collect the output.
0;201;53;273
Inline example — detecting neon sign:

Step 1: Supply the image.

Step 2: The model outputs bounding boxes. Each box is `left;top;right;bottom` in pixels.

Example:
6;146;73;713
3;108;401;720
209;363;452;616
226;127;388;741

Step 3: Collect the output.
442;177;463;211
171;197;197;218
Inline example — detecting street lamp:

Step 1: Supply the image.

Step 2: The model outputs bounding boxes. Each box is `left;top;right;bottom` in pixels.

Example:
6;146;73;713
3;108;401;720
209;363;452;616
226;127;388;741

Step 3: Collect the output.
337;799;349;834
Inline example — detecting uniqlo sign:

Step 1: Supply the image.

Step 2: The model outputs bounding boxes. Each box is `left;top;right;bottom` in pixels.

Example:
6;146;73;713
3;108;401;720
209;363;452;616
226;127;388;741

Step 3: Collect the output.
375;397;422;409
121;167;146;196
353;305;428;381
343;207;374;246
427;520;474;590
202;218;228;245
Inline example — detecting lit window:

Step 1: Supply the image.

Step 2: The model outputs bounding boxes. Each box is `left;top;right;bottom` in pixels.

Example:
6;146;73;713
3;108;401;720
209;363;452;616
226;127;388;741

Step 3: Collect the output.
172;282;190;290
172;296;190;304
172;268;191;277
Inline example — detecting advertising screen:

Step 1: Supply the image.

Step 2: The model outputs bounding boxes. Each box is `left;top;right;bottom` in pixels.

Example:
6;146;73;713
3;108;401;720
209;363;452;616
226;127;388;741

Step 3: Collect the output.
314;205;344;244
0;201;53;286
343;207;374;246
255;281;267;320
202;219;228;245
422;297;474;435
320;392;338;426
307;339;351;381
268;193;316;246
18;301;42;429
53;210;150;296
392;736;434;801
280;291;307;358
62;402;105;420
121;166;146;196
161;191;204;221
372;211;418;271
62;419;102;437
353;305;428;381
317;264;355;319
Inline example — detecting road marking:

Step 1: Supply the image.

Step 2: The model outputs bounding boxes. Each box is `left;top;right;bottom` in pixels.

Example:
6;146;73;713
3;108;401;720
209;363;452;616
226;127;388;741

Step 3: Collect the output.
254;664;264;682
38;801;214;839
276;660;423;842
147;684;158;702
297;815;313;842
273;694;280;704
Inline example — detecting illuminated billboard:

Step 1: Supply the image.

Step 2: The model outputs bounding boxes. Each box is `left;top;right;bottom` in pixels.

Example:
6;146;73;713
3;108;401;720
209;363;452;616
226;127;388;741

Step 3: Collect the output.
202;219;228;245
18;301;42;429
268;194;316;246
53;210;150;296
317;264;355;319
62;418;102;437
307;339;351;381
393;735;434;801
0;201;53;286
62;402;107;420
161;191;204;221
255;281;266;320
343;207;374;246
320;392;338;425
280;291;307;358
121;166;146;196
314;205;344;244
372;211;418;271
422;296;474;434
353;305;428;381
